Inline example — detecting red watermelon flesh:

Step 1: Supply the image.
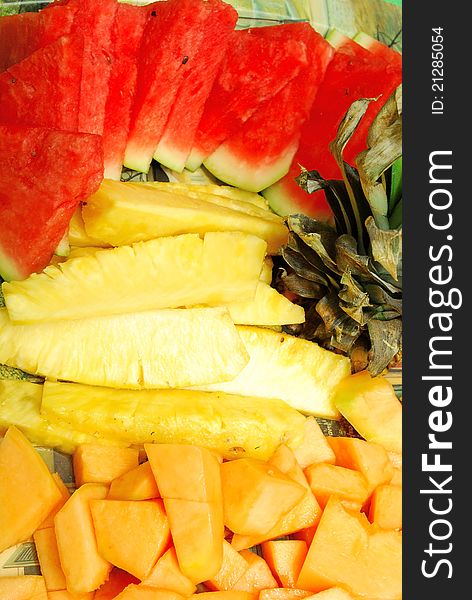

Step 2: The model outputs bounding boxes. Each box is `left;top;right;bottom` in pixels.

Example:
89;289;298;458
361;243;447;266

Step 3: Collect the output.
0;124;103;282
262;34;401;219
70;0;118;135
102;2;149;180
124;0;216;174
152;0;238;173
185;25;310;172
203;24;333;193
0;4;77;72
0;34;83;131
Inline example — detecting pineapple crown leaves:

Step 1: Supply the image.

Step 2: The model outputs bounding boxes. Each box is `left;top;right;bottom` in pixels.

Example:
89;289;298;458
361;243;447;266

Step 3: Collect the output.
278;87;402;376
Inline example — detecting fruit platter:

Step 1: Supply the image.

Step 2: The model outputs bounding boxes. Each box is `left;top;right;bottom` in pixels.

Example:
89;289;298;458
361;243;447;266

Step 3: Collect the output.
0;0;402;598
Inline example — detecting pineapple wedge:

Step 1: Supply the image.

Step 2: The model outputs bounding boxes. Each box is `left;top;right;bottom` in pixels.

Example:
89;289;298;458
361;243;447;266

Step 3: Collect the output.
139;181;270;210
260;257;273;284
0;307;248;389
223;282;305;326
41;381;307;461
3;232;266;323
68;206;111;248
80;179;287;253
192;326;352;419
0;379;121;453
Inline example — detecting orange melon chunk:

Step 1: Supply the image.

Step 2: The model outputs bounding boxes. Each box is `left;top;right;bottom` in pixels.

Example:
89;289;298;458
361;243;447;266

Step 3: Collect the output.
0;575;47;600
293;525;317;547
296;496;402;599
33;527;66;591
54;483;112;594
145;443;222;502
37;472;71;530
221;458;305;536
206;540;249;591
47;591;94;599
232;550;278;593
90;498;170;580
73;444;139;487
231;446;320;550
142;547;197;595
292;418;335;469
114;585;186;599
306;589;356;599
259;590;314;600
107;461;160;501
93;568;139;600
261;540;308;588
164;497;224;583
192;593;257;600
304;463;370;510
0;426;62;553
369;484;402;530
327;437;394;493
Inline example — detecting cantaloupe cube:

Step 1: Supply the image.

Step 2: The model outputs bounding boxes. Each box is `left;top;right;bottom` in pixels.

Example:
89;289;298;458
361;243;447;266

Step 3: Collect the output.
145;443;222;502
164;497;224;583
304;463;370;510
114;585;186;599
292;525;317;547
33;527;66;591
73;444;139;486
327;437;394;493
47;591;94;599
54;483;112;594
90;499;170;580
232;550;277;593
221;458;305;536
206;540;249;591
142;547;196;595
259;590;313;600
292;418;335;469
93;568;139;600
306;588;356;599
0;575;47;600
37;473;71;530
231;446;321;550
261;540;308;588
191;593;257;600
296;496;402;598
390;468;402;487
107;461;160;501
0;426;62;552
369;484;402;530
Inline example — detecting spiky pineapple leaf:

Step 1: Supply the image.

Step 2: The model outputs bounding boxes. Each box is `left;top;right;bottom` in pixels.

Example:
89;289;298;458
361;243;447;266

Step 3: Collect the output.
365;216;402;281
288;215;339;274
367;318;402;377
389;157;403;213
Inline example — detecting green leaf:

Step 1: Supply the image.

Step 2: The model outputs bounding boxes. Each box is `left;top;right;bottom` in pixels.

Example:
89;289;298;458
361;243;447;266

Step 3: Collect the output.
365;216;402;282
367;318;402;377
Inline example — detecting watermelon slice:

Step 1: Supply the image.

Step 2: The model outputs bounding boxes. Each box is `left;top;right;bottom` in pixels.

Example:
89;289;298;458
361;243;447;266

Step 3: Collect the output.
124;0;217;173
354;31;402;70
152;0;238;173
0;125;103;282
186;25;310;172
0;3;77;72
203;24;333;193
102;2;149;180
0;34;83;131
71;0;118;135
262;31;402;218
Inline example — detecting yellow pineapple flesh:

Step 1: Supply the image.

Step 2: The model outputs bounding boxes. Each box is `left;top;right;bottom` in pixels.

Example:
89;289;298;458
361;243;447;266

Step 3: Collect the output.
0;307;248;389
3;232;266;323
223;281;305;326
80;179;287;253
0;379;122;453
259;257;273;284
192;326;352;419
139;181;270;210
68;206;111;248
41;381;307;461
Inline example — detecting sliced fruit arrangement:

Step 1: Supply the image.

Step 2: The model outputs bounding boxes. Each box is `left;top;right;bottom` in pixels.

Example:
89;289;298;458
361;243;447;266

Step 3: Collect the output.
0;415;401;597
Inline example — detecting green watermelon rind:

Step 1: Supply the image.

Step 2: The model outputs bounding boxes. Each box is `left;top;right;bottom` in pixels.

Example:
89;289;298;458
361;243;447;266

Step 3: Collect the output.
153;138;190;174
0;246;24;282
203;142;298;193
